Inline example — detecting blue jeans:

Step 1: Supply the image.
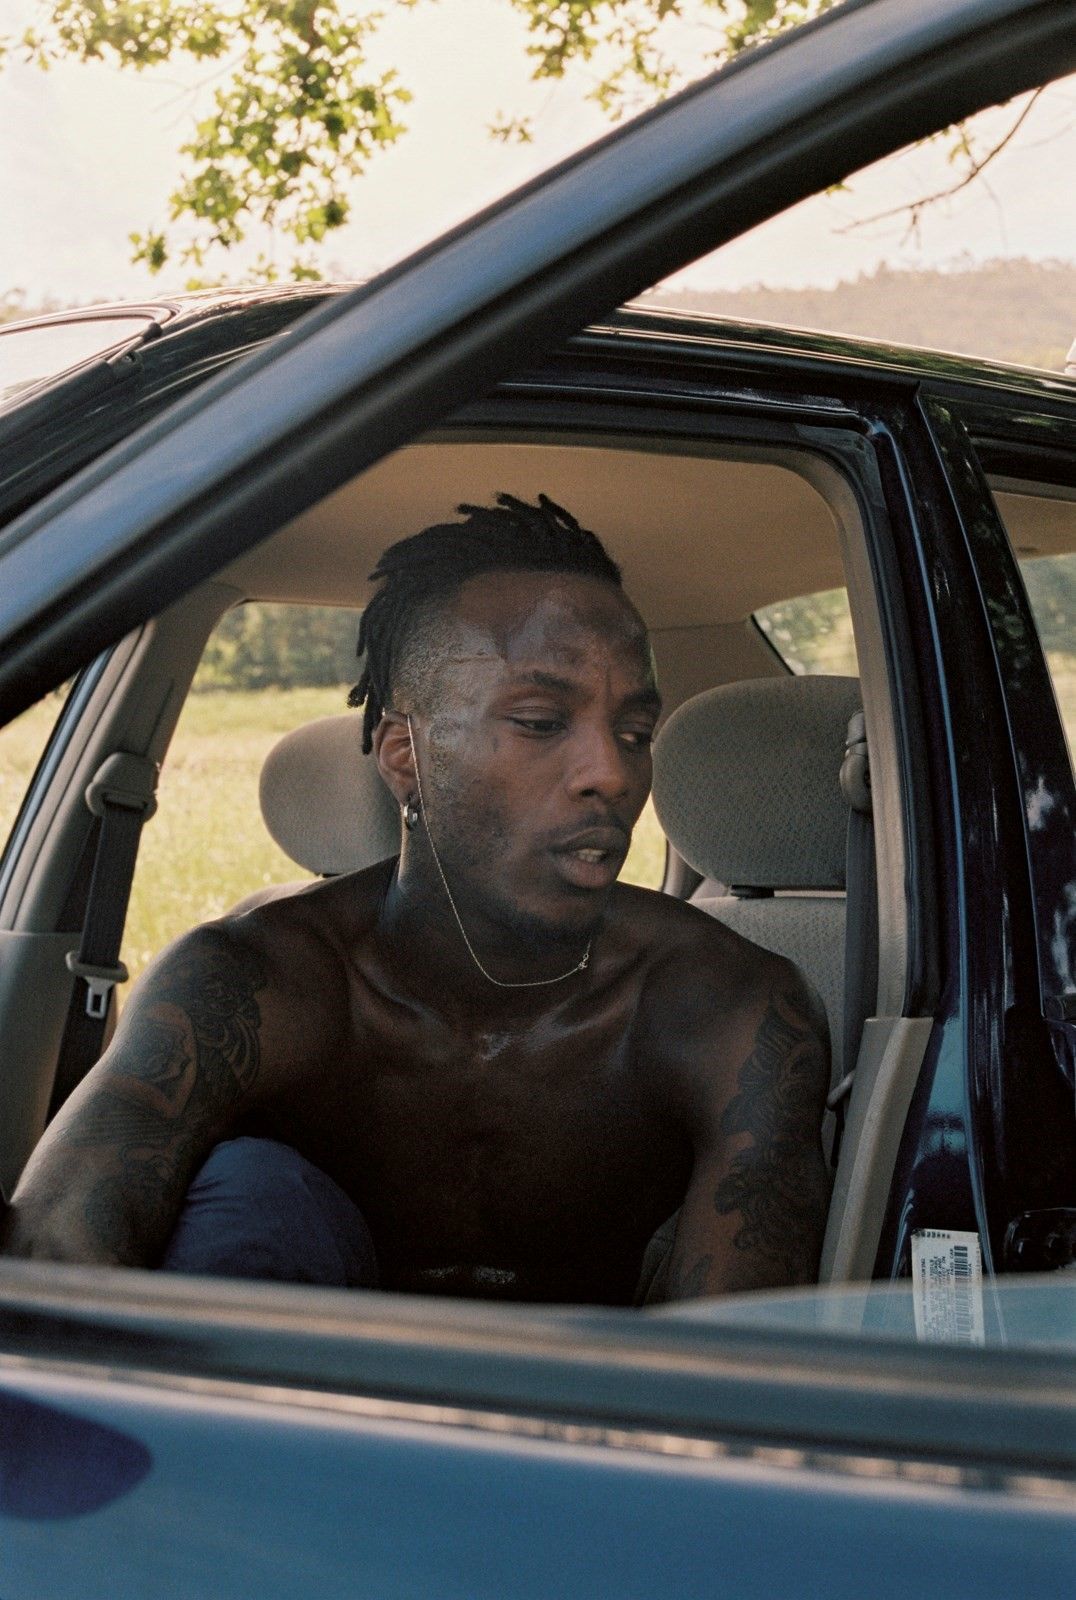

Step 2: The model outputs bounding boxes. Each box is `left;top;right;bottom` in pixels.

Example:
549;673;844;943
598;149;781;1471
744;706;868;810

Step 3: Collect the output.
160;1136;379;1288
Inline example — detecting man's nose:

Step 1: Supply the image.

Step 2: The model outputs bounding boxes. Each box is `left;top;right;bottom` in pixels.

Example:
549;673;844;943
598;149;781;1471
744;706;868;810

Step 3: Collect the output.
567;726;633;800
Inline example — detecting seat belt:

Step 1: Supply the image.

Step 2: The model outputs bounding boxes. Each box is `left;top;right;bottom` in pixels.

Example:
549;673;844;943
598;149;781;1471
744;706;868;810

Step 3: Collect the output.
828;710;876;1164
47;752;158;1121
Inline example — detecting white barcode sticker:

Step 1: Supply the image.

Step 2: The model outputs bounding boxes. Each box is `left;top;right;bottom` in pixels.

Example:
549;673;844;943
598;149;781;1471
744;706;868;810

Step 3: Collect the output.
911;1229;985;1345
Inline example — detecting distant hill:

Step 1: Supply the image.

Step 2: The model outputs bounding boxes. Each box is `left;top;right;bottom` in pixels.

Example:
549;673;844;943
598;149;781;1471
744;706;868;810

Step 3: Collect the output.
641;259;1076;373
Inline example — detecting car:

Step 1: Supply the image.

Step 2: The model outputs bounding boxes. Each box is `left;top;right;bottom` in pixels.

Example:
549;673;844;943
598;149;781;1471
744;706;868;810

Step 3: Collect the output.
1;0;1074;1593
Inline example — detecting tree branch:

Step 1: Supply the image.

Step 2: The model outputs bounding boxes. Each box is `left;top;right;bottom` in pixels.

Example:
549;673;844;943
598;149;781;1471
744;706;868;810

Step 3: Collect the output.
835;88;1046;235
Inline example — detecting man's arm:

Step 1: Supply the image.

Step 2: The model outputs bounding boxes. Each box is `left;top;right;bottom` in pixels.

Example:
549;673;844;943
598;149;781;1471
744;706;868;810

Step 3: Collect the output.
2;926;268;1266
657;959;832;1301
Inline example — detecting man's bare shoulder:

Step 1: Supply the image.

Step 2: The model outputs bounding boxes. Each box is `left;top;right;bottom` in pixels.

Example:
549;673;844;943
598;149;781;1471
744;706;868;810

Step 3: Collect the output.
610;881;792;1005
610;884;829;1105
217;859;396;982
127;863;394;1063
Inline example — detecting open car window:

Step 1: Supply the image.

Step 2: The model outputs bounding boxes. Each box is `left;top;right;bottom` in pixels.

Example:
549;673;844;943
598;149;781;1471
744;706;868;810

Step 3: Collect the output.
754;588;859;677
1021;552;1076;774
0;678;79;859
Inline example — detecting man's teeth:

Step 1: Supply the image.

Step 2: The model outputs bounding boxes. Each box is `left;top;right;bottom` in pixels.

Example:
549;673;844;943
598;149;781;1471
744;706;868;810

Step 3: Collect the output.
575;848;606;863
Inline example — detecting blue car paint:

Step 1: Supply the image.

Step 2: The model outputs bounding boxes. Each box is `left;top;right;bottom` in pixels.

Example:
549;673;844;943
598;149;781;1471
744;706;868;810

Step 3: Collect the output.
0;1391;151;1519
1;1368;1072;1600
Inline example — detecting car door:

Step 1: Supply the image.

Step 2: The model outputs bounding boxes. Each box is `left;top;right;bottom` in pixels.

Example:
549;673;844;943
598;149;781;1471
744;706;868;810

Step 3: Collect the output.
1;1;1075;1594
905;387;1076;1271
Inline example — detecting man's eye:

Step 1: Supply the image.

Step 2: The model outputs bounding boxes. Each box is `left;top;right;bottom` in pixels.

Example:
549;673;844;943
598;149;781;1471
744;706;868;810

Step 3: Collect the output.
511;717;564;735
619;728;654;750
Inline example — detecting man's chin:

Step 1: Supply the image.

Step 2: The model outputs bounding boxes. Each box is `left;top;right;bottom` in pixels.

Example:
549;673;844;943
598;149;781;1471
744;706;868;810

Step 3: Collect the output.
509;876;619;952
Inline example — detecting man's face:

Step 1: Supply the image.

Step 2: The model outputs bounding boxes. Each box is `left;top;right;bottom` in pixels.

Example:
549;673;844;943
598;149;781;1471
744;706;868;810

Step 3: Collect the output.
411;569;660;944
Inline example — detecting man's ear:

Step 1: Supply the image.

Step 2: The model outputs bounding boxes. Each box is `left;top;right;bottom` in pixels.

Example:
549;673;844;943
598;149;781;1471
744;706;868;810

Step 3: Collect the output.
373;712;415;807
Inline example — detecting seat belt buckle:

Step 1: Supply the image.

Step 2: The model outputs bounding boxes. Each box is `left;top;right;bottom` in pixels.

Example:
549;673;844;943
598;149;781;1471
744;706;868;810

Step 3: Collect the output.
65;953;129;1019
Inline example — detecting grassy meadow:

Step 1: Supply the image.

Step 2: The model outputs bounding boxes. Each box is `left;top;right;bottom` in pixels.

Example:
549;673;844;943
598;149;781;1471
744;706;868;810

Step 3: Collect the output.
0;686;667;998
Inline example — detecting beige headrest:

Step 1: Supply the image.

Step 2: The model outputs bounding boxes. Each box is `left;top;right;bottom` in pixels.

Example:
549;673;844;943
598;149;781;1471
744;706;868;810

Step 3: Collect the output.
259;714;401;875
652;677;862;890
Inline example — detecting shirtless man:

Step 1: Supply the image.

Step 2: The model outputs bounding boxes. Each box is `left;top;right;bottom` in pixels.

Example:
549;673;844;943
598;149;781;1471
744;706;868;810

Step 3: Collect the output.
4;494;831;1304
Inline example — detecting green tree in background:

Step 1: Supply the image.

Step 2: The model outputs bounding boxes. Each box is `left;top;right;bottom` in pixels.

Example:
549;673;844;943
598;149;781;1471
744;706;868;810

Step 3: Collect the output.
16;0;415;283
196;602;363;690
6;0;1037;285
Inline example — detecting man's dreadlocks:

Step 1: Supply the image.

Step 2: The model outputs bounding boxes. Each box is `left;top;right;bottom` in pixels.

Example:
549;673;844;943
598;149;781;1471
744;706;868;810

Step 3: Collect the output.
349;493;623;752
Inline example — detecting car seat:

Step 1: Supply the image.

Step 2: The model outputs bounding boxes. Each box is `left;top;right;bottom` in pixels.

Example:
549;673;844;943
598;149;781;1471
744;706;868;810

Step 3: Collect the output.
651;676;872;1155
228;714;400;913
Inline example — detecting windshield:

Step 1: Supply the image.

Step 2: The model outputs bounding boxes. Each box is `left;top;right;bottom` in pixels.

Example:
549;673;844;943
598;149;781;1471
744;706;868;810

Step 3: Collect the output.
0;316;159;408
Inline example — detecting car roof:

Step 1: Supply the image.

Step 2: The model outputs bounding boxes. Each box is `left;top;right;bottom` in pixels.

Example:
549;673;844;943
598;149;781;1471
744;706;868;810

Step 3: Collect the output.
5;282;1073;405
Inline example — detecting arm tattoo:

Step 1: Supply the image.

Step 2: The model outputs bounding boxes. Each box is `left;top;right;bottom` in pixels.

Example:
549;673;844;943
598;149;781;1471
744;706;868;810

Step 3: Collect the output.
665;1252;714;1301
712;987;830;1283
28;936;266;1263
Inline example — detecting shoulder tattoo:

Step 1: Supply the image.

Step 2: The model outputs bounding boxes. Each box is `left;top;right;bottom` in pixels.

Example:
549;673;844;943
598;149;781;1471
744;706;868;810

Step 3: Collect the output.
157;937;264;1098
72;935;267;1141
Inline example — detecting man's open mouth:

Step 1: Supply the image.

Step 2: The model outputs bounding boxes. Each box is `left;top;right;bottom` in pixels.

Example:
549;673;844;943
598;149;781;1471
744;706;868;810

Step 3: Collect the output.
552;828;630;885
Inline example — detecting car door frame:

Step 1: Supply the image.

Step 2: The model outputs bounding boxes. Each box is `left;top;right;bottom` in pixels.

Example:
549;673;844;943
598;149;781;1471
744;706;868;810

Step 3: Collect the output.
882;389;1076;1276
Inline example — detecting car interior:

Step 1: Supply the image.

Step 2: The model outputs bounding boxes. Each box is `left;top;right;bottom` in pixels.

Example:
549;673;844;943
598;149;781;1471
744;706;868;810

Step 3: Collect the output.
1;419;1073;1298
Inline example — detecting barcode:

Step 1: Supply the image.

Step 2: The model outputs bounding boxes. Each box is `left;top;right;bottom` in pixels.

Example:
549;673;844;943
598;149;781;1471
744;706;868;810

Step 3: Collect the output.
951;1244;972;1336
912;1230;984;1345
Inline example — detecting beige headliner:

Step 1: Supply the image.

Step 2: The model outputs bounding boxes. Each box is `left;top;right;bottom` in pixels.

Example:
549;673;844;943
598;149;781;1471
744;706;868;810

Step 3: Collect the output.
222;437;847;627
994;484;1076;558
218;438;1076;669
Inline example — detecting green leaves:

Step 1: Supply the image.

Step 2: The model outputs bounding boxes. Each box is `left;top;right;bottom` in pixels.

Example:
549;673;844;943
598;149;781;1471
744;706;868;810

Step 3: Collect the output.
21;2;411;284
23;2;233;69
503;0;842;120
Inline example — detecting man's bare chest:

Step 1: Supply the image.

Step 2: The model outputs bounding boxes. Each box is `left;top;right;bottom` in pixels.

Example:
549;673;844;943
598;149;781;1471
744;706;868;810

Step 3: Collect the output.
261;1006;691;1292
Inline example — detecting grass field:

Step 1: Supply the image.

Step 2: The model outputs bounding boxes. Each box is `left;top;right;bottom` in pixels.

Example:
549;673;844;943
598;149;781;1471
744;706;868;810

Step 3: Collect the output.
0;686;667;997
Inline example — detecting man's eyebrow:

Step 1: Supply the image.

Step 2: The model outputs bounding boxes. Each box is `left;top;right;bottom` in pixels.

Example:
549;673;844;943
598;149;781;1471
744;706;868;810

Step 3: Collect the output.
624;687;663;715
508;669;582;694
507;670;662;713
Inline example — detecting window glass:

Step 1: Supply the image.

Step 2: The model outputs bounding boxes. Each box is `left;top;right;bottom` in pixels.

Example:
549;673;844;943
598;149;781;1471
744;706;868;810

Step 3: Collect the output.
646;75;1076;375
757;560;1074;746
621;797;664;891
0;316;156;407
754;587;858;677
1020;553;1076;775
0;685;73;855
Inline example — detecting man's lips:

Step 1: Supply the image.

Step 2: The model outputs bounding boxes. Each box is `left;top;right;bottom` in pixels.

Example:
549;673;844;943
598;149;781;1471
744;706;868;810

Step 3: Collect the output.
550;825;630;884
555;825;630;857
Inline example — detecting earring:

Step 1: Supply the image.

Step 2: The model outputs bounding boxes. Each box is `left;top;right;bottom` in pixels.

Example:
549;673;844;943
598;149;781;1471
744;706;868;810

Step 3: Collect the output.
403;795;420;831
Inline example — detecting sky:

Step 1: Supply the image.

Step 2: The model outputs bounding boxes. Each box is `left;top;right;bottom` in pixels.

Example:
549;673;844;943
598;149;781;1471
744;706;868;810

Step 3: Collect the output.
2;0;1074;308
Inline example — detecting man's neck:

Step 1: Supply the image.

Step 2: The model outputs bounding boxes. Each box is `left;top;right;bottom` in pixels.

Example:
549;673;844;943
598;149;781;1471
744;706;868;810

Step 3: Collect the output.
373;856;599;1016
